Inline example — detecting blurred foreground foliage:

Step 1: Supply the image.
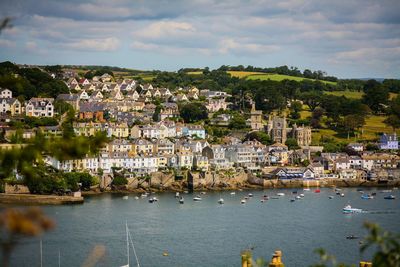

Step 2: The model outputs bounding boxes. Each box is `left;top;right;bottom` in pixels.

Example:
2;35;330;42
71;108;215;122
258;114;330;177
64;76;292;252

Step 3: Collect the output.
0;131;107;193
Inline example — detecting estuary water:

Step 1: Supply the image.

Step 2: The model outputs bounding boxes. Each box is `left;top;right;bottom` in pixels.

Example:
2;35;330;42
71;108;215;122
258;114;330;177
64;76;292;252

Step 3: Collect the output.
8;188;400;266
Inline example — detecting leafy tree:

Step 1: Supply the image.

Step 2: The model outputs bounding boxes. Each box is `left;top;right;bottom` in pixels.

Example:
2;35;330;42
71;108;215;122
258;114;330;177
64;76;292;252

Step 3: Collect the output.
228;113;247;129
245;131;272;145
300;91;321;111
112;176;128;186
289;101;302;119
384;95;400;130
362;79;389;113
343;114;366;136
180;102;208;123
311;107;324;128
285;138;299;150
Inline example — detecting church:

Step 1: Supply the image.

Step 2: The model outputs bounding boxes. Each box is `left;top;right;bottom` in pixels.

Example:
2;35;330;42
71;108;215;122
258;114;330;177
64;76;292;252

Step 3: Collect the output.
267;116;312;146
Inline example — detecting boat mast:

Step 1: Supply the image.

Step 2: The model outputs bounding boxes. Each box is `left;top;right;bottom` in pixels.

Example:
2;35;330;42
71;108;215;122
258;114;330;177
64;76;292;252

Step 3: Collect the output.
126;221;130;267
40;239;43;267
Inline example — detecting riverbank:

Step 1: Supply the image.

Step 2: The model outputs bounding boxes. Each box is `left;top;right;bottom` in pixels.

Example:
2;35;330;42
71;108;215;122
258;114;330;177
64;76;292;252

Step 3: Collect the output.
0;193;84;205
82;178;400;195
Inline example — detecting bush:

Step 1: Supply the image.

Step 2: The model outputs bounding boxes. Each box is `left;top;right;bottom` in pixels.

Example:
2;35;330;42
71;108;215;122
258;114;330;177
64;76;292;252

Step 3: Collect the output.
112;176;128;186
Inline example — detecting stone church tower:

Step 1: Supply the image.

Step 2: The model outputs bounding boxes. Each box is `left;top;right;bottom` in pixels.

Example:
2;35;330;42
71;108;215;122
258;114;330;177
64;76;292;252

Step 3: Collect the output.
250;102;263;131
271;116;287;144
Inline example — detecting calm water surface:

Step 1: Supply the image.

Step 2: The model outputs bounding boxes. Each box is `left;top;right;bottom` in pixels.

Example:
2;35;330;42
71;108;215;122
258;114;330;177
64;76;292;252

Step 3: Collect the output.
8;188;400;266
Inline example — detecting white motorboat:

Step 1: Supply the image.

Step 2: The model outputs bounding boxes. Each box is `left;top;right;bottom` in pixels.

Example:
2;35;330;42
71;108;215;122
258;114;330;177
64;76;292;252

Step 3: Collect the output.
277;193;285;196
179;197;184;204
241;199;246;204
134;196;139;200
303;188;310;191
248;193;253;197
260;199;265;203
299;194;305;197
122;196;129;200
340;193;345;197
193;196;202;201
342;205;362;214
230;192;236;195
175;192;180;198
295;196;301;199
218;198;224;204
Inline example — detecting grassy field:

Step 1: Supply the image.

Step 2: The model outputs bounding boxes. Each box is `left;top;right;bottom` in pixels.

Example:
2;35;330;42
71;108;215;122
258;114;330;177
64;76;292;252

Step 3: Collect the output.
299;104;397;143
324;90;364;99
227;71;264;78
246;73;337;85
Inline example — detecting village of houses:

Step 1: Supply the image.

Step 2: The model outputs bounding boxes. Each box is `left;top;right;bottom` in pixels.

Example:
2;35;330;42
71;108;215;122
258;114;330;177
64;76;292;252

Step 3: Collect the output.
1;71;400;188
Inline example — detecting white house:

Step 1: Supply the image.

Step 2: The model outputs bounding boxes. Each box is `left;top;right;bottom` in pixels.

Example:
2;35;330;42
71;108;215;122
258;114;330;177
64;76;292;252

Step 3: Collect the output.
25;98;54;117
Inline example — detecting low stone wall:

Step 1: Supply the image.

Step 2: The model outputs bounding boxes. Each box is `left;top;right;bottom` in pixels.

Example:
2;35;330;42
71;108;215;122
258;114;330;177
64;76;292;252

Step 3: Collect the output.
0;193;84;205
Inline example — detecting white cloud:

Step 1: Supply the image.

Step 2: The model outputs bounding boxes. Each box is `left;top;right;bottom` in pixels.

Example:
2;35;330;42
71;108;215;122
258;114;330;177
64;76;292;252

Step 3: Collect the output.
218;38;280;55
134;21;195;39
63;37;120;52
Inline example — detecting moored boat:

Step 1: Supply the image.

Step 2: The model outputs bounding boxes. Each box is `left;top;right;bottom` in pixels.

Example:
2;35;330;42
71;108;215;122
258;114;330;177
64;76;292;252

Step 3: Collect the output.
342;205;362;214
248;193;253;197
299;193;305;197
179;197;184;204
295;196;301;199
361;194;373;199
314;189;321;193
193;196;202;201
241;199;246;204
303;188;310;191
277;193;285;196
175;192;180;198
329;196;334;199
218;198;224;204
384;195;396;200
122;196;128;200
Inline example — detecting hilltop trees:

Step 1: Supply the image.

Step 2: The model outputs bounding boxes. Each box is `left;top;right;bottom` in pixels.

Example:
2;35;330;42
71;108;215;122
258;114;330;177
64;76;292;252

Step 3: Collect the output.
0;62;69;98
362;79;389;113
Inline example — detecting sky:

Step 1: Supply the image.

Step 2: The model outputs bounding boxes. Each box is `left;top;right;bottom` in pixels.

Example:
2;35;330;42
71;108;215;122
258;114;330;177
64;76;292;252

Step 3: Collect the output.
0;0;399;78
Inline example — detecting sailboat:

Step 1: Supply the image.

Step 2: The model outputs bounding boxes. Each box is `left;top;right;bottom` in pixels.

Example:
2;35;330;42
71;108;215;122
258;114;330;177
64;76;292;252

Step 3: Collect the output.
121;222;141;267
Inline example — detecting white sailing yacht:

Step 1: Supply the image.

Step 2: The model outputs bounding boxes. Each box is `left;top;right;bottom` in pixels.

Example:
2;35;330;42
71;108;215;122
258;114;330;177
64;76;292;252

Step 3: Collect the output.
121;222;140;267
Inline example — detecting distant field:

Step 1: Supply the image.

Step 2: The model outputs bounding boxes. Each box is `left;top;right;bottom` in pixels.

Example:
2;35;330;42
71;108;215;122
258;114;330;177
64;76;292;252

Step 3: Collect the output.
246;73;337;85
324;90;398;100
311;115;398;144
227;71;264;78
324;90;364;99
187;71;203;75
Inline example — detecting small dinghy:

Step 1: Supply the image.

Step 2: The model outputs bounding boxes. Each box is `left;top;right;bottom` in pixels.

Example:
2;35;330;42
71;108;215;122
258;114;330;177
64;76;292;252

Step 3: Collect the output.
193;196;202;201
346;235;359;240
241;199;246;204
384;195;396;200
